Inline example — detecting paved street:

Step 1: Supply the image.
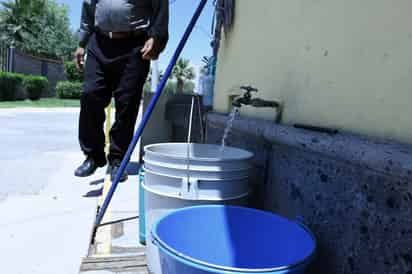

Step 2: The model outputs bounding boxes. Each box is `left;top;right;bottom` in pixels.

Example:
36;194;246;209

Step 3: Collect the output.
0;108;105;273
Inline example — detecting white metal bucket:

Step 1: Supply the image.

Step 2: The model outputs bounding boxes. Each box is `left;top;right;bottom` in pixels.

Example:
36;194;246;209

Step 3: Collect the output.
143;143;254;274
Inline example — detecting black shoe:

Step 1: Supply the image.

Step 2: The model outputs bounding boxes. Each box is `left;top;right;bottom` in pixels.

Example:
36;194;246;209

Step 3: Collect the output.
107;160;128;183
75;156;106;177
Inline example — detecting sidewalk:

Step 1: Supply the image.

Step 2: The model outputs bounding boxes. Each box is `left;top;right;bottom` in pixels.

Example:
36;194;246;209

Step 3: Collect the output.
0;151;102;274
79;162;146;274
79;102;148;273
0;107;147;273
0;108;101;273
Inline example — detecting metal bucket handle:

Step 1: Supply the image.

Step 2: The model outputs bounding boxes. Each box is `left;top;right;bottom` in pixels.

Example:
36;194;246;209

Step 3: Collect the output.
181;177;199;199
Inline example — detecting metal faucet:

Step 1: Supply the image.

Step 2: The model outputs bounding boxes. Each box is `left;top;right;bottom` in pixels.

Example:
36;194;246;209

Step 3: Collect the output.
231;85;258;107
231;85;283;122
249;98;281;108
232;86;281;108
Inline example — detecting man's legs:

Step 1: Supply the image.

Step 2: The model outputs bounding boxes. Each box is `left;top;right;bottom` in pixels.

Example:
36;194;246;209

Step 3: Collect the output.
105;47;150;182
75;35;111;177
75;33;149;179
109;48;150;164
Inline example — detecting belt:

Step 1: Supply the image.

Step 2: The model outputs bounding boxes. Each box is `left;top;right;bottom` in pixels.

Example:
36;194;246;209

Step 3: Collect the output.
96;29;146;39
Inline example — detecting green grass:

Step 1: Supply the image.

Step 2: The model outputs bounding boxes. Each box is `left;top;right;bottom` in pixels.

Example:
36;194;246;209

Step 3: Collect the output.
0;98;80;108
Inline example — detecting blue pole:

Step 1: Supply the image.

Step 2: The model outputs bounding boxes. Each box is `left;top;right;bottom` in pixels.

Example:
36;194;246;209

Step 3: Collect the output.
95;0;209;228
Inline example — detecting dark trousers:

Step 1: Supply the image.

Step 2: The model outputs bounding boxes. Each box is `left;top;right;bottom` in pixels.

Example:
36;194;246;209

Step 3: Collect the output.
79;33;150;164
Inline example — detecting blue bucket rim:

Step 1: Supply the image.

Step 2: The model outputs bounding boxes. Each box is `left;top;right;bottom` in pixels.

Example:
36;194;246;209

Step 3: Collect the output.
151;205;317;273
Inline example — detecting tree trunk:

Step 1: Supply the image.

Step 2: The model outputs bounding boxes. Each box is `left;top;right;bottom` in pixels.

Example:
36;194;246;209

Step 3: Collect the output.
176;78;184;94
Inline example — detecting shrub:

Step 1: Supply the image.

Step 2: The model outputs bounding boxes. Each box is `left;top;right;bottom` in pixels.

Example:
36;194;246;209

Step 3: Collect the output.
56;81;82;99
64;61;84;82
0;72;25;101
143;80;189;95
24;75;48;101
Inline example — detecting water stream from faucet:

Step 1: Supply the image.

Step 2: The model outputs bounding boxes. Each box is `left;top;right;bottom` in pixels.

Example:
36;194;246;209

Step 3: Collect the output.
220;107;240;155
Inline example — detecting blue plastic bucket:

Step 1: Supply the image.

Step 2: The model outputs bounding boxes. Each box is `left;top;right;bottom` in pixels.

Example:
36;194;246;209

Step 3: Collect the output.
138;167;146;245
152;206;316;274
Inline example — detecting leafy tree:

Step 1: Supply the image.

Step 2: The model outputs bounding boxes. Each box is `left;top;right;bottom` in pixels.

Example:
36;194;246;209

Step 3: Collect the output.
144;61;196;94
146;68;164;85
0;0;78;60
172;58;195;93
143;79;195;95
144;68;176;94
0;0;47;46
183;81;195;93
21;1;77;60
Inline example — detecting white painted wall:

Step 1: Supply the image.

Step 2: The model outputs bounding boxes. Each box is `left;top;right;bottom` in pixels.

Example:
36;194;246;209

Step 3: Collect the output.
214;0;412;144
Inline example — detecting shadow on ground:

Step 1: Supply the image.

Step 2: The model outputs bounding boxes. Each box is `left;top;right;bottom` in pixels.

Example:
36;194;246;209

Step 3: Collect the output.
89;178;105;186
83;187;103;198
126;161;141;175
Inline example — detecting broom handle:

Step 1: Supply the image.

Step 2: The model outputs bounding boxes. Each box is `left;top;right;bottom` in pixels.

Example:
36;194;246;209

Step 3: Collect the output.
95;0;209;228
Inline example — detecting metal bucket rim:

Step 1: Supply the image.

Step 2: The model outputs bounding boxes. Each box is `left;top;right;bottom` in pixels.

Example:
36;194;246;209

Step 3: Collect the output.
143;158;253;173
144;143;254;162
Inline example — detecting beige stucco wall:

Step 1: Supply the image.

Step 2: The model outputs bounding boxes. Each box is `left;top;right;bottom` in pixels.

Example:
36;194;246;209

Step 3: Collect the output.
214;0;412;144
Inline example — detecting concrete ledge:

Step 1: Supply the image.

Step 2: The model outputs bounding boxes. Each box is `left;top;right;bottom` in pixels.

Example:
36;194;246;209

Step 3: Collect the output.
205;112;412;274
207;112;412;181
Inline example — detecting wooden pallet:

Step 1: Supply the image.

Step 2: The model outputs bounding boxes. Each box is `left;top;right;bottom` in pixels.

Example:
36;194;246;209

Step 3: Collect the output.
80;251;149;273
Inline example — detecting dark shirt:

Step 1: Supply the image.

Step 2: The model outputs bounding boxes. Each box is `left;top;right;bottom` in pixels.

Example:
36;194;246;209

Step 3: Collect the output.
79;0;169;54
